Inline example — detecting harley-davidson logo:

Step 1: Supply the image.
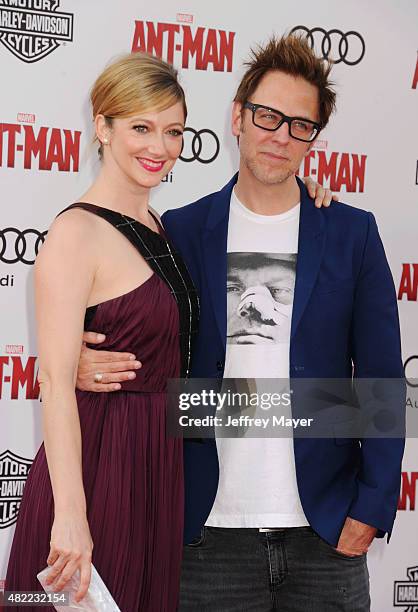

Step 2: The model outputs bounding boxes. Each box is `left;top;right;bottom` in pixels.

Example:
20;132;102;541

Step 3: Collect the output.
0;1;73;63
0;449;32;528
394;566;418;611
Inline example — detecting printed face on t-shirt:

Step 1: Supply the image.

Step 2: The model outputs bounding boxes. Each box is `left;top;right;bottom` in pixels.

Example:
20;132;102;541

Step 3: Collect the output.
227;252;296;345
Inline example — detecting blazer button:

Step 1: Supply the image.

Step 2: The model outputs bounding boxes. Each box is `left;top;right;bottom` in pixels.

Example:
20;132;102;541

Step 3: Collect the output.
216;361;224;371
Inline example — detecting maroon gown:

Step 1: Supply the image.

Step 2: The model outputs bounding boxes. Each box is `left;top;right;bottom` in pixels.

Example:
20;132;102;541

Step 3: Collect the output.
5;204;199;611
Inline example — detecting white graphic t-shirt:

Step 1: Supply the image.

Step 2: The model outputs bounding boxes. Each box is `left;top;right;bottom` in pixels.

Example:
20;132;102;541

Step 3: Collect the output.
206;188;309;528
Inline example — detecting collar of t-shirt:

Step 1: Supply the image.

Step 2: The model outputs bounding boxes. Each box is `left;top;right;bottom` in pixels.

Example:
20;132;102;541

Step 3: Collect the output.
230;187;300;224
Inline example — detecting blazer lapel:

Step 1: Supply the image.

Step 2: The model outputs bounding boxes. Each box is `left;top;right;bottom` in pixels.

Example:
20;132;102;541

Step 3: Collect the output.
202;174;238;351
291;177;325;340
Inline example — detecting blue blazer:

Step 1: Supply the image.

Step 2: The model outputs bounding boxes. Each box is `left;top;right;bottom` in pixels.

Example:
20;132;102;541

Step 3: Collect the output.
162;174;405;546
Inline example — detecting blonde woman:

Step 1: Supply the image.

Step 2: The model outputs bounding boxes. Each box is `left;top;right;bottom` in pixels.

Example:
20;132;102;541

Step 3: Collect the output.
5;53;199;611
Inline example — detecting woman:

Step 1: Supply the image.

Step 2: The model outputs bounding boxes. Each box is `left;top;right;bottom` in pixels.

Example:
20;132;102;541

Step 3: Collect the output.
5;51;333;611
5;52;199;611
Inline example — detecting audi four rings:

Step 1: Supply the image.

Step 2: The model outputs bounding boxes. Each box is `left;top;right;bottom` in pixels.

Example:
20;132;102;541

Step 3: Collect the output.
290;26;365;65
0;228;47;264
404;356;418;388
180;127;220;164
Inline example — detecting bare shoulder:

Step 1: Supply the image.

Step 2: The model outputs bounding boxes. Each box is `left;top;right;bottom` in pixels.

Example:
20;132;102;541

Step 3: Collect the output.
50;206;99;234
35;207;99;272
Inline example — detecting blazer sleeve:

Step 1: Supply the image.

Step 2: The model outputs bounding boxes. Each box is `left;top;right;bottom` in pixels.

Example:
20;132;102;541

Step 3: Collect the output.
348;212;405;536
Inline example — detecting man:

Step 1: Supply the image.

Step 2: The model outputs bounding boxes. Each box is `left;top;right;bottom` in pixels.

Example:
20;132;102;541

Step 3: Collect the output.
77;35;404;611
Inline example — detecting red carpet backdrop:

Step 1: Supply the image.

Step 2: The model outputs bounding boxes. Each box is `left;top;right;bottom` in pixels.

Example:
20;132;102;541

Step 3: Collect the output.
0;2;417;610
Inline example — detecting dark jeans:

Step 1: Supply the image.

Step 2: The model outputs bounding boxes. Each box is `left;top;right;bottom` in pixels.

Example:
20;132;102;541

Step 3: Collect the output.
179;526;370;612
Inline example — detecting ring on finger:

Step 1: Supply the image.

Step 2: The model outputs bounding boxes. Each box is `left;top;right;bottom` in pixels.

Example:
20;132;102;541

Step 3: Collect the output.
94;372;103;383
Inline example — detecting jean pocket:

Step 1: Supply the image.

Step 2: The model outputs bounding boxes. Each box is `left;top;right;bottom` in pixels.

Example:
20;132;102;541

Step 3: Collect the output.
321;538;366;560
330;547;366;560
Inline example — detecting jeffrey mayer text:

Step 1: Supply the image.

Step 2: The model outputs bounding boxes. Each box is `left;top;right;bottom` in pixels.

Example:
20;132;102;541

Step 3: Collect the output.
225;415;314;428
178;415;314;429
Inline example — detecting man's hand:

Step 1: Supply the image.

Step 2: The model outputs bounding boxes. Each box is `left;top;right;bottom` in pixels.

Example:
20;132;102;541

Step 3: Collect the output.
303;176;339;208
76;332;142;392
336;517;377;557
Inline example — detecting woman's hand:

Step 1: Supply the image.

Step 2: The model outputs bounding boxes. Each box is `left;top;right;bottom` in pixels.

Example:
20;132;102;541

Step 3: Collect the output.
46;513;93;603
303;176;339;208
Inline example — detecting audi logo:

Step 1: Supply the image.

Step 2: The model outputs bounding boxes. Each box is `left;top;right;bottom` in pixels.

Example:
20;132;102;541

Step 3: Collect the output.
0;228;47;265
290;26;365;66
180;127;220;164
404;356;418;388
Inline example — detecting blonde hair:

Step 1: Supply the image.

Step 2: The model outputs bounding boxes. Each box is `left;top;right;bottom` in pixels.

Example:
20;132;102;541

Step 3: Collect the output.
90;52;187;158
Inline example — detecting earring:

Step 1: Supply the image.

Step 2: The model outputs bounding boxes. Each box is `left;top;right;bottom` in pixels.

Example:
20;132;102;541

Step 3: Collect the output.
103;138;109;144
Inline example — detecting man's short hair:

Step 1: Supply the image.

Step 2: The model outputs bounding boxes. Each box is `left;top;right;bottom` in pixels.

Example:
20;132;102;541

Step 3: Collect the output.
234;34;336;128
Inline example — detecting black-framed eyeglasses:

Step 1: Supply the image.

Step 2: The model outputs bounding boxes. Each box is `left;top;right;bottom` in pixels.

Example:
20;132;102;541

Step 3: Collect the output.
243;102;322;143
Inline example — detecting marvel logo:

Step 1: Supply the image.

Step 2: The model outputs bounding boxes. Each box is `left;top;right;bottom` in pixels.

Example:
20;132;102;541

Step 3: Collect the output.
17;113;35;124
5;345;24;355
176;13;193;24
312;139;328;151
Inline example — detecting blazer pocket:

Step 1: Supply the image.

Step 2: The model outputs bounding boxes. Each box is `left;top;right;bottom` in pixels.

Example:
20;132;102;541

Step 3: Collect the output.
313;279;354;295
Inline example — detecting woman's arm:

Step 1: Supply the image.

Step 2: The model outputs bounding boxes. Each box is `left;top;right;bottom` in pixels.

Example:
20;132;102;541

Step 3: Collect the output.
34;210;97;602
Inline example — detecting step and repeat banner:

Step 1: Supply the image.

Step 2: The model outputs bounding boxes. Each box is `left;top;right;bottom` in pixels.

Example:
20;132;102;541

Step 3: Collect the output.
0;1;417;610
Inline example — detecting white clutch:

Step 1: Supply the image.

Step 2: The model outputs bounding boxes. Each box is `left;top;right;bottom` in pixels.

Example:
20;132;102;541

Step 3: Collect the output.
37;564;121;611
